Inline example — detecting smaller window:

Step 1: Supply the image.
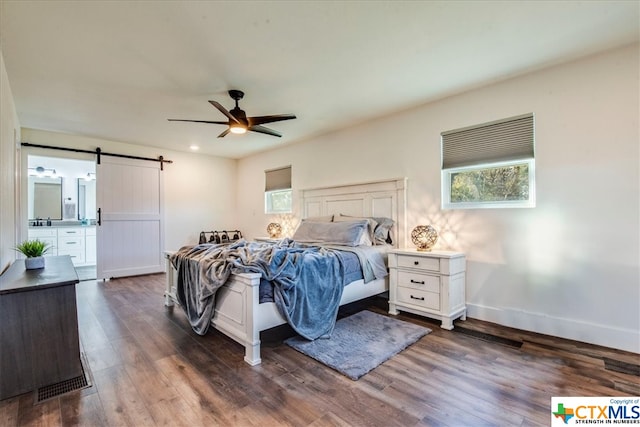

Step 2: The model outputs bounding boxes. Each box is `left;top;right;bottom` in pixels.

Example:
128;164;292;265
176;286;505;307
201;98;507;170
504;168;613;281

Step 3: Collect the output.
265;166;292;214
442;159;535;209
441;113;535;209
265;188;292;214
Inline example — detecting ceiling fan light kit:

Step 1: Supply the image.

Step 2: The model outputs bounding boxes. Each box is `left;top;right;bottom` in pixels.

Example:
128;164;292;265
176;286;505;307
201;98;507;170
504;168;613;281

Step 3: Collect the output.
230;126;247;134
168;90;296;138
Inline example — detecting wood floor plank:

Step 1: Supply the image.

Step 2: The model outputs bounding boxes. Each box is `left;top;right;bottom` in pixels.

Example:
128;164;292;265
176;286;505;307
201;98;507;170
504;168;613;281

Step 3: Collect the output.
16;393;61;427
90;365;156;426
147;395;222;427
59;392;109;427
154;354;241;425
1;274;637;426
84;342;123;373
0;396;19;426
307;411;354;427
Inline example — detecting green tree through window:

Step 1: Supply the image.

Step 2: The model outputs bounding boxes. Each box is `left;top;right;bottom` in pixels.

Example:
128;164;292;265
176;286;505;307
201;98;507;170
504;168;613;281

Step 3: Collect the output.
450;164;529;203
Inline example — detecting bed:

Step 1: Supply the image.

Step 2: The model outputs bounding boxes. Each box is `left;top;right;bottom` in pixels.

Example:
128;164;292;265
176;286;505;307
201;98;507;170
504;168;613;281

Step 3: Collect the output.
164;178;407;365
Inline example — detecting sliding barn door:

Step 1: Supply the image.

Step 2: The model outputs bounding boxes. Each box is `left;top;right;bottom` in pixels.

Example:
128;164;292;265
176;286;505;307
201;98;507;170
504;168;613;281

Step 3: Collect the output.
96;157;164;280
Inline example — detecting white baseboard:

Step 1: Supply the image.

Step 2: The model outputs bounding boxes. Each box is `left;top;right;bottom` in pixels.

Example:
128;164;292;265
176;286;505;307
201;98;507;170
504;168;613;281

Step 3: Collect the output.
466;303;640;354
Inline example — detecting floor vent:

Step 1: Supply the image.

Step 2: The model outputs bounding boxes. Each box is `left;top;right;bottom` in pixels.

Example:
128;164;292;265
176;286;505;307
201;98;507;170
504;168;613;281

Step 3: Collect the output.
454;327;523;348
34;353;92;404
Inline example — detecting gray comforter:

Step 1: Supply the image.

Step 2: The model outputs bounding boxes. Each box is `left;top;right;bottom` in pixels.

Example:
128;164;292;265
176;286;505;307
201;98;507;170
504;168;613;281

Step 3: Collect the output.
170;239;349;339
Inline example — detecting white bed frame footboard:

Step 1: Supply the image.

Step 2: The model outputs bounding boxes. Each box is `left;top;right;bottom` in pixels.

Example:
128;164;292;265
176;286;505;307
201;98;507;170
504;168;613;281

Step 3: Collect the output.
164;258;388;365
164;178;407;365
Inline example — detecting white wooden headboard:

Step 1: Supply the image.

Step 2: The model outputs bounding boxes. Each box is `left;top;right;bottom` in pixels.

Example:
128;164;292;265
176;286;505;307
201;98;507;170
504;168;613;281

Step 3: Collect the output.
300;178;407;248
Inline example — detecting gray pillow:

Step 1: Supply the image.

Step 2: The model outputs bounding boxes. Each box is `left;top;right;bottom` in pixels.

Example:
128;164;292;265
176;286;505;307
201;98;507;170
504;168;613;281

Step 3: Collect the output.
372;216;395;245
302;215;333;222
335;214;378;244
335;214;394;245
292;220;369;247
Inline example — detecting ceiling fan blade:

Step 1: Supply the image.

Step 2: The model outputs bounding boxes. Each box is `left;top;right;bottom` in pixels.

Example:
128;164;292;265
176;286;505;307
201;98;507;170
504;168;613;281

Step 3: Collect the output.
217;128;231;138
248;125;282;138
209;100;240;124
168;119;228;125
248;114;296;126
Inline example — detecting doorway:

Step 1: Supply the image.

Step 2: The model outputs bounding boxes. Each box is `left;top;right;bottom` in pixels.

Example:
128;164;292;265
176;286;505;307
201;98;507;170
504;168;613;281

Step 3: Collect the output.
26;154;97;280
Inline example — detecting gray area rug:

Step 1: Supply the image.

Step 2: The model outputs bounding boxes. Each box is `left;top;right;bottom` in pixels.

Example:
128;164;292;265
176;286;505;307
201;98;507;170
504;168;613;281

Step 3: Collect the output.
285;310;431;380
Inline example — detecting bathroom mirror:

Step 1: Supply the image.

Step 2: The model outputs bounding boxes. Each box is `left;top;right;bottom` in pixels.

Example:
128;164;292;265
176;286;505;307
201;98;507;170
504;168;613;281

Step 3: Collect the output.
77;178;97;220
29;176;63;220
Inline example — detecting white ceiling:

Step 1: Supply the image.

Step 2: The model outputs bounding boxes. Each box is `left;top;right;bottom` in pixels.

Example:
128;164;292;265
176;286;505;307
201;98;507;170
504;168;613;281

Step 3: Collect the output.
1;1;638;159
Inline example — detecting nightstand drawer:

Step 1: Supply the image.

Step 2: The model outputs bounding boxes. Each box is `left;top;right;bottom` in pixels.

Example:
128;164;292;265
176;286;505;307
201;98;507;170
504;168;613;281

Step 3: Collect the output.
396;287;440;311
397;270;439;292
396;255;440;272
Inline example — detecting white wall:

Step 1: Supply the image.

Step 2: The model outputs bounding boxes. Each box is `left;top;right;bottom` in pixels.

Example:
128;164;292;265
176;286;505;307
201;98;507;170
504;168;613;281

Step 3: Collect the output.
0;50;21;272
20;128;238;251
237;44;639;353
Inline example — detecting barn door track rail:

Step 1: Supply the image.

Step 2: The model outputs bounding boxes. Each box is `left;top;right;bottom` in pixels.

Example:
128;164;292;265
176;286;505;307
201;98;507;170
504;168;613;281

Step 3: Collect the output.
21;142;173;170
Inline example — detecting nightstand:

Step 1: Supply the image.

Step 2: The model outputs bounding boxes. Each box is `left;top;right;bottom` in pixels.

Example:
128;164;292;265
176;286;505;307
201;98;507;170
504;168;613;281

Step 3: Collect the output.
388;249;466;329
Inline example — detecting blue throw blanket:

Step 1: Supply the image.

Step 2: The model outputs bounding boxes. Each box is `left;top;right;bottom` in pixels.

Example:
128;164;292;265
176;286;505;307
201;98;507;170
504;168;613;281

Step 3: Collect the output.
170;239;345;340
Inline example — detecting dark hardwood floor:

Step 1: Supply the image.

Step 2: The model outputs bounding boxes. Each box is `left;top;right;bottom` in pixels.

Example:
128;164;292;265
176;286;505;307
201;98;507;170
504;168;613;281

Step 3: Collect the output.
1;273;638;426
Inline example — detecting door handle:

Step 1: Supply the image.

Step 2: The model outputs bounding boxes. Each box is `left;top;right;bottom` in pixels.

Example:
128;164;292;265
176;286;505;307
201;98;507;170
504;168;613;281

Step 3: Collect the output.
97;208;102;226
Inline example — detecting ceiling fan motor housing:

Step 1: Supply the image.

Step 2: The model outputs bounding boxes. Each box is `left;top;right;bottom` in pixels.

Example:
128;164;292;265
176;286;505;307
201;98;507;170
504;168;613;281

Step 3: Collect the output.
228;89;245;101
230;107;248;123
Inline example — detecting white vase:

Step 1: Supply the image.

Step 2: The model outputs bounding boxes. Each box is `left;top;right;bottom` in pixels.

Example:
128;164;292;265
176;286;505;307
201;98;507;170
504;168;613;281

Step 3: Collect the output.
25;256;45;270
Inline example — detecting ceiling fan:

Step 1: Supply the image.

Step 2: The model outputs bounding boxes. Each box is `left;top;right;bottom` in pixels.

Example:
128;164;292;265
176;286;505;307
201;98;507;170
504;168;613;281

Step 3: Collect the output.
168;90;296;138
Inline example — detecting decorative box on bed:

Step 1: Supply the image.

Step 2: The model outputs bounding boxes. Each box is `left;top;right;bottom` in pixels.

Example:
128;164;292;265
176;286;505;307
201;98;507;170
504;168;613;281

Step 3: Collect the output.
164;178;407;365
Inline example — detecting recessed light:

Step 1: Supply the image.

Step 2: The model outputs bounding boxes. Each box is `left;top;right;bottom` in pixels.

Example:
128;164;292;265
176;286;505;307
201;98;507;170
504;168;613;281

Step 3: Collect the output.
190;145;199;151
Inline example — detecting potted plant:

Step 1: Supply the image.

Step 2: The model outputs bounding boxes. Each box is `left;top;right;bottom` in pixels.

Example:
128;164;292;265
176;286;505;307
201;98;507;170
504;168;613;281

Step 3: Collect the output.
14;239;51;269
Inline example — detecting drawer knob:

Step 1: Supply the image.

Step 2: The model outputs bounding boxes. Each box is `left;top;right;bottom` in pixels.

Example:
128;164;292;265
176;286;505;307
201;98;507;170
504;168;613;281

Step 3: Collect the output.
414;261;419;265
410;295;425;301
410;279;425;285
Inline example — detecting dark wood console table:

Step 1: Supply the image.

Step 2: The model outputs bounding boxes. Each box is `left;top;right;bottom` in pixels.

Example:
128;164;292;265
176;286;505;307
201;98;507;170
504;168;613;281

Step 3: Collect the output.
0;255;82;400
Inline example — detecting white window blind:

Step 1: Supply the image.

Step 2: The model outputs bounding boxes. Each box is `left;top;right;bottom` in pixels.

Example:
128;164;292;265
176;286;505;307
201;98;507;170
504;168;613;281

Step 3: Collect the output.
265;166;291;191
441;113;534;169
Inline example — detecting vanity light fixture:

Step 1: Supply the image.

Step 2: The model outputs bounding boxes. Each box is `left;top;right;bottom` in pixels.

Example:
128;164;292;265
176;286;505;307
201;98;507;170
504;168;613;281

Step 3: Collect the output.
28;166;57;177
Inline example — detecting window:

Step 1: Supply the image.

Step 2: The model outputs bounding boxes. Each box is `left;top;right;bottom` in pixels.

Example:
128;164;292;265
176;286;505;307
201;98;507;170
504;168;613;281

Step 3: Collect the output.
441;113;535;209
265;166;292;214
